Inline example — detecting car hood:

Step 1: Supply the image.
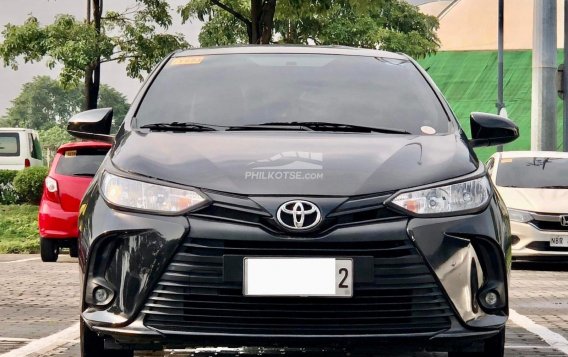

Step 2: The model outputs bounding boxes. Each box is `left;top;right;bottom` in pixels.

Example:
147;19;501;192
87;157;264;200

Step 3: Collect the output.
496;186;568;213
110;131;477;196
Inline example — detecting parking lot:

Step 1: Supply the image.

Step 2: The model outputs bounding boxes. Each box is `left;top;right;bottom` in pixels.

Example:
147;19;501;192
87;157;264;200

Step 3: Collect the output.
0;254;566;357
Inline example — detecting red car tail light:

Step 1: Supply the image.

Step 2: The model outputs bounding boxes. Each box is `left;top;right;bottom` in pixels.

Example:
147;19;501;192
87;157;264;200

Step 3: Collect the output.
24;158;31;168
44;176;60;203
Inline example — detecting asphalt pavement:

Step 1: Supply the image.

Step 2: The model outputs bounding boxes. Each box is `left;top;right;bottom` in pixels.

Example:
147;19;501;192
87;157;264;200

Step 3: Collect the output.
0;254;567;357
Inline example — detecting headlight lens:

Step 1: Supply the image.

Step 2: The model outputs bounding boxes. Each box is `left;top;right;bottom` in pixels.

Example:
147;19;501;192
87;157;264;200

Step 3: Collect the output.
508;208;532;223
101;172;207;213
390;177;491;216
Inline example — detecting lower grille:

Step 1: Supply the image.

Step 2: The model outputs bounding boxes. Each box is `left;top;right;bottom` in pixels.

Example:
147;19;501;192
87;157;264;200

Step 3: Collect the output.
143;237;453;335
526;241;568;252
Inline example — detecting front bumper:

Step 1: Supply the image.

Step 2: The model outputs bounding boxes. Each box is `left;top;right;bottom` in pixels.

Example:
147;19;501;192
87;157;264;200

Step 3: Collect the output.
511;221;568;258
79;190;510;350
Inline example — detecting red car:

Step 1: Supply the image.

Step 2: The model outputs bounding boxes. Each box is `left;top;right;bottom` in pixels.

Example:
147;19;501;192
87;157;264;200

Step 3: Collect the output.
39;141;112;262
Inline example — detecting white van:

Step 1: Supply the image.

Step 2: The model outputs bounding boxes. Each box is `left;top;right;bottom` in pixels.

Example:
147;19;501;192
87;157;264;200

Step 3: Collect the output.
0;128;44;170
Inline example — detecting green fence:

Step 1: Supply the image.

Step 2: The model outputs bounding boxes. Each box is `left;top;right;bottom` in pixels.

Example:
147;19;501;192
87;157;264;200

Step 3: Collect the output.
419;50;565;161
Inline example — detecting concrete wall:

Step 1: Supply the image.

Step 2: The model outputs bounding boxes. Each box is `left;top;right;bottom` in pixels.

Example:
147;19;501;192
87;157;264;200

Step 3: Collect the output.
420;0;565;51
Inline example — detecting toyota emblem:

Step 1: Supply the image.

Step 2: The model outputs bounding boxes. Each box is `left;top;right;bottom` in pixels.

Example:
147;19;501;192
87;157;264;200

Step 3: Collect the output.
561;215;568;227
276;200;322;231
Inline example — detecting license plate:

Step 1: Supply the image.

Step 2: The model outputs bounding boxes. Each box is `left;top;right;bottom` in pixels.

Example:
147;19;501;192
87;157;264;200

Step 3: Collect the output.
243;258;353;297
550;236;568;247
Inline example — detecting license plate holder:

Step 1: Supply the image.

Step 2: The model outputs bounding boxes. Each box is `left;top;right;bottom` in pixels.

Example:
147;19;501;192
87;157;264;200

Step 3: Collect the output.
243;257;353;297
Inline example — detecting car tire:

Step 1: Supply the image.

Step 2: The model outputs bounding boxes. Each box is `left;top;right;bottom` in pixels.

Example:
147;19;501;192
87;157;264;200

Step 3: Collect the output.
69;241;78;258
80;318;134;357
448;328;505;357
40;238;58;262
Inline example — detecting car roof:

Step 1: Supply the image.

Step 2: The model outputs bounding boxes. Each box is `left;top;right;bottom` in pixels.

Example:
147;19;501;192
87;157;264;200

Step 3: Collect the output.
174;45;408;60
57;141;112;153
495;151;568;159
0;128;36;132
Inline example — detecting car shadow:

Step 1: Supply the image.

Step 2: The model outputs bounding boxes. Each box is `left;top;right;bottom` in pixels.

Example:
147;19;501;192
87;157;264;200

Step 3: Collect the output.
512;261;568;271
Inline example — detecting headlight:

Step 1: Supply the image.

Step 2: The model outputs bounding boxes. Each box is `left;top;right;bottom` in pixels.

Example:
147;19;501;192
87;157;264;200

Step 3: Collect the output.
101;172;207;214
508;208;532;223
389;177;491;216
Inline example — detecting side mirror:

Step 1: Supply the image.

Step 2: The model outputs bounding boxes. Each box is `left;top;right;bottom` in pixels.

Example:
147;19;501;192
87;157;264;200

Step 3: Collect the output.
67;108;114;143
469;112;519;148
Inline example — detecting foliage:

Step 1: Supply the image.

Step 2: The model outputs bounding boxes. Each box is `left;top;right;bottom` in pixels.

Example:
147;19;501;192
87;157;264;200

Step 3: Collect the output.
0;170;18;186
179;0;439;58
0;170;19;205
13;167;48;204
0;205;40;254
0;1;188;109
39;126;75;154
2;76;129;132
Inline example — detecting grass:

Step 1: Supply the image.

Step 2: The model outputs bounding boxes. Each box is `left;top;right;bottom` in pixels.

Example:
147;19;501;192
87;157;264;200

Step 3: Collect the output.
0;205;39;254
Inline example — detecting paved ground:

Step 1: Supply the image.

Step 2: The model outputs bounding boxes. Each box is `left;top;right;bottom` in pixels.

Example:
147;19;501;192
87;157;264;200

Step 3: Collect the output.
0;255;567;356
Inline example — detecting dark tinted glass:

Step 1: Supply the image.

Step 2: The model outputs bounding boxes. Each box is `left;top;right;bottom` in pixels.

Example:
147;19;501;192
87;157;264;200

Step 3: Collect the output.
55;148;109;177
135;54;449;134
0;133;20;156
496;157;568;188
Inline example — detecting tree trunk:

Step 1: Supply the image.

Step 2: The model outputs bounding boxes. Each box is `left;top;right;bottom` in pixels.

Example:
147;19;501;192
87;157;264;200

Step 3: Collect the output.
250;0;262;44
83;62;100;110
259;0;276;44
250;0;276;44
83;0;102;110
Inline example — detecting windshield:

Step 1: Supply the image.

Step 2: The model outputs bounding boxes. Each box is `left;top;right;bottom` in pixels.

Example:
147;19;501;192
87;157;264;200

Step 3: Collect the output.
55;148;109;177
496;157;568;188
135;54;450;135
0;133;20;157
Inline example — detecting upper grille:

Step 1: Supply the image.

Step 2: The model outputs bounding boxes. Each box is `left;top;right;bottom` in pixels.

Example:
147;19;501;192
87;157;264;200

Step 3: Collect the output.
531;220;568;231
143;235;453;336
190;190;404;236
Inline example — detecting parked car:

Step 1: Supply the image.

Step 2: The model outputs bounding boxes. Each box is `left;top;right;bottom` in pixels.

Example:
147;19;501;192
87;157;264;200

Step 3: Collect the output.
69;46;518;357
0;128;43;170
38;141;112;262
488;151;568;261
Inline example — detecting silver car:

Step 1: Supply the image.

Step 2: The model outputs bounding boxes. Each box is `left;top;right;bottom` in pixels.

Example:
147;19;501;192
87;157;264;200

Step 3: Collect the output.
488;151;568;260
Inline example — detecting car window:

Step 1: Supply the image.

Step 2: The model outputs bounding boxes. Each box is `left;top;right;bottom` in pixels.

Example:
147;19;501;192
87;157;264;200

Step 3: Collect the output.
28;133;42;160
495;157;568;188
0;133;20;157
31;133;42;160
135;54;450;135
55;147;109;177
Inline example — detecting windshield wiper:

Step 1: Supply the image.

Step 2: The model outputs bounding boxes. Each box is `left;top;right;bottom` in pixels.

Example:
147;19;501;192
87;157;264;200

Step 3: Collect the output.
140;122;218;132
227;124;313;132
255;121;411;134
537;185;568;189
72;173;96;177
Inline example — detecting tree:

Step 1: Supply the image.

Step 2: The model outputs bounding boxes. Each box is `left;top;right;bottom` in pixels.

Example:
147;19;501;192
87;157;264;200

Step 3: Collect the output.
1;76;130;132
180;0;277;44
0;1;187;111
179;0;439;58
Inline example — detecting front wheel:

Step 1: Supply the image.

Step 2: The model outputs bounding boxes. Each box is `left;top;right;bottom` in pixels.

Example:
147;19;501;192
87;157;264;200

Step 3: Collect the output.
449;328;505;357
40;238;58;262
80;319;133;357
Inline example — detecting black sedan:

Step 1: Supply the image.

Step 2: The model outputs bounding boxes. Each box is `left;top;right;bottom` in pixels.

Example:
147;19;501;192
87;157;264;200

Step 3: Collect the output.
68;46;518;357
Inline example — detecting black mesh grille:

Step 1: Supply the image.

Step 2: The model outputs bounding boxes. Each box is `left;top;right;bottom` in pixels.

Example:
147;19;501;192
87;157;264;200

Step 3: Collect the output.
143;237;453;336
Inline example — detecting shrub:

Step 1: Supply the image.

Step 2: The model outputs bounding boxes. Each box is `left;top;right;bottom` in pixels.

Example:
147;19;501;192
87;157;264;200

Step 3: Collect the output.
0;170;18;186
0;170;19;205
13;167;48;204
